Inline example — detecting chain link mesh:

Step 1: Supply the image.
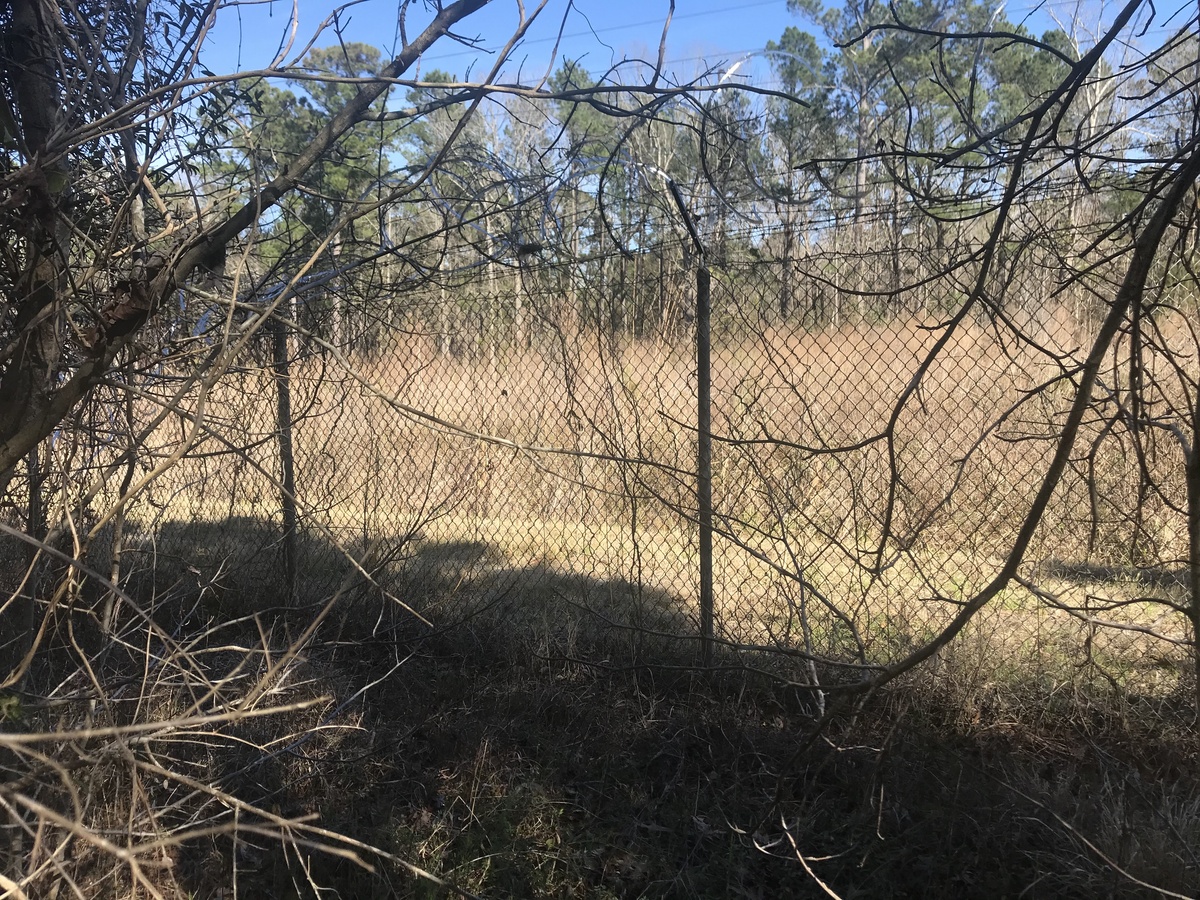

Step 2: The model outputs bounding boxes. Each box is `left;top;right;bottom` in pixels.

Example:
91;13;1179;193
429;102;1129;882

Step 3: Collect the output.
39;220;1191;702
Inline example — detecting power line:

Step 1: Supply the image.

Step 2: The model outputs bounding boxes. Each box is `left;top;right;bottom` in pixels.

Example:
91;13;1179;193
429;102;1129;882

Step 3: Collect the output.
421;0;787;66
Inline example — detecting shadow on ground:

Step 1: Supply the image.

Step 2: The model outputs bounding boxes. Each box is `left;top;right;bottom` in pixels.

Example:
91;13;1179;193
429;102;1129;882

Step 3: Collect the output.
9;514;1199;899
126;517;705;664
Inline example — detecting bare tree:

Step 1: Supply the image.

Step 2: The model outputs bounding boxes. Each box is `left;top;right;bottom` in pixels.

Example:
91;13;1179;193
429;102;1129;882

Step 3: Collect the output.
6;0;1200;896
0;2;731;895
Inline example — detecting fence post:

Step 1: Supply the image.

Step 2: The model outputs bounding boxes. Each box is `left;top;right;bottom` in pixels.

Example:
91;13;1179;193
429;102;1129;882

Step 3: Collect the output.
18;442;44;654
696;265;714;667
270;315;299;606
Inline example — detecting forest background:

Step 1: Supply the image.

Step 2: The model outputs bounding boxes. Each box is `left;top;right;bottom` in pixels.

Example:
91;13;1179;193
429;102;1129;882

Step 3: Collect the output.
3;1;1200;897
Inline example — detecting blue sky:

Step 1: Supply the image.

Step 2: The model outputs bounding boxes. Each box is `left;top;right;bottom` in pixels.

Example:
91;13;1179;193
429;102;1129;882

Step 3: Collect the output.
201;0;1086;90
205;0;803;81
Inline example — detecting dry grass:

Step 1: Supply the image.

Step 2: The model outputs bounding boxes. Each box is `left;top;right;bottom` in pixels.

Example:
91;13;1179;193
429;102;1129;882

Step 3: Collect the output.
110;306;1195;689
10;303;1200;897
10;583;1190;899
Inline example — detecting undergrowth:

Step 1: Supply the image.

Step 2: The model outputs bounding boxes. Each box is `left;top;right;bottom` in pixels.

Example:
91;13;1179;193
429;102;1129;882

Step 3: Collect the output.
3;540;1199;899
160;609;1200;900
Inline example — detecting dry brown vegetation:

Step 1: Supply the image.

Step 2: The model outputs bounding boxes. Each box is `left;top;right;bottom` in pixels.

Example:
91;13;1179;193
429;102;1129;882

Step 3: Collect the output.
4;307;1176;896
8;292;1200;898
10;1;1200;894
12;551;1195;899
130;306;1197;678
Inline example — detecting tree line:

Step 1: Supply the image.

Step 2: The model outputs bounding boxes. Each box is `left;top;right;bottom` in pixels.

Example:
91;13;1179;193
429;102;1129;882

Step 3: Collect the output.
173;0;1095;357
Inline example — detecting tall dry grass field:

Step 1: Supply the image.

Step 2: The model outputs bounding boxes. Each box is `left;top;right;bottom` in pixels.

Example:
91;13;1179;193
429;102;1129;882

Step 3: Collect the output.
105;303;1196;695
17;298;1200;900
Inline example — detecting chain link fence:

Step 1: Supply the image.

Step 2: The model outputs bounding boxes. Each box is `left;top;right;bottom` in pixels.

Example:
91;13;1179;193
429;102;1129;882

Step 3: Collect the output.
29;219;1193;704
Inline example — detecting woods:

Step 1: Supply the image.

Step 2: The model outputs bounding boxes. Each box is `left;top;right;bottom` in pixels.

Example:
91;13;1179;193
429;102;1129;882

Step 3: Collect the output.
4;0;1200;896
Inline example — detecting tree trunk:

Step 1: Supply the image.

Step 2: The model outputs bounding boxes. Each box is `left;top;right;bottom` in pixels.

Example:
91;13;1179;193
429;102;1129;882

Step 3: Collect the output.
0;0;69;499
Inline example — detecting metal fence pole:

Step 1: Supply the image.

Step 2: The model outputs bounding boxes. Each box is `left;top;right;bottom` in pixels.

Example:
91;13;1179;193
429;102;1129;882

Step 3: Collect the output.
270;314;299;606
697;265;713;667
